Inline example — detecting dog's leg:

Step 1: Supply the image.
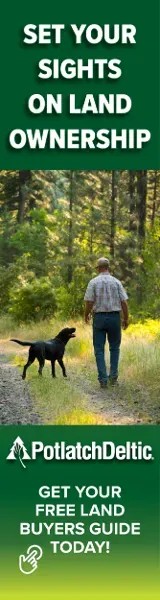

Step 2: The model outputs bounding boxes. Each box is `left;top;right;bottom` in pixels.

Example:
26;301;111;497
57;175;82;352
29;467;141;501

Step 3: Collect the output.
22;355;35;380
58;358;67;378
22;361;31;380
38;358;45;376
51;361;56;378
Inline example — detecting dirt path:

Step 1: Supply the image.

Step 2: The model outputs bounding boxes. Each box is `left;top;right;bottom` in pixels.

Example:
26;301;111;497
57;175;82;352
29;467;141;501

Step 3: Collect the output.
0;343;158;425
0;355;40;424
0;352;134;425
69;365;157;424
70;369;134;424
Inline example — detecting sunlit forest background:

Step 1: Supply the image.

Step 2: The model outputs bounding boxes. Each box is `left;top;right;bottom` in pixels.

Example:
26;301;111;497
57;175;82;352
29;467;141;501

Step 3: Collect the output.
0;169;159;322
0;170;159;425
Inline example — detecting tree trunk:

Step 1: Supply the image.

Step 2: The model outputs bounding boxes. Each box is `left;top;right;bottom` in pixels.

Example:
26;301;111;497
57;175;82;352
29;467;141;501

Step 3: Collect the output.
126;171;137;274
67;171;74;284
136;170;147;305
17;170;31;223
129;171;136;232
89;187;95;262
110;170;117;258
137;170;147;250
151;170;157;227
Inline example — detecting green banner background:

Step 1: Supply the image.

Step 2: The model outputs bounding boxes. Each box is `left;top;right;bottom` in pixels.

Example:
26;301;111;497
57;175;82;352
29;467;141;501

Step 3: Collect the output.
0;425;159;599
0;0;159;169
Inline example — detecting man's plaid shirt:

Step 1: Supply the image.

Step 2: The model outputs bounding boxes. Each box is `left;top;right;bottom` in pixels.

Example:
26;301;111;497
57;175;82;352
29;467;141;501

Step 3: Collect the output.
84;273;128;312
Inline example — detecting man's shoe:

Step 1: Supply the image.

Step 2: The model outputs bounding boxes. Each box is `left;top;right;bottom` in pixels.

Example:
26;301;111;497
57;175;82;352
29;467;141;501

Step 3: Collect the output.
109;376;118;386
100;382;108;389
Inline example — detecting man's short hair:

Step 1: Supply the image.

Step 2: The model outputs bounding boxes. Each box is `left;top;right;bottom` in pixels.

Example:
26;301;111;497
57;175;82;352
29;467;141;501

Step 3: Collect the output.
97;257;110;268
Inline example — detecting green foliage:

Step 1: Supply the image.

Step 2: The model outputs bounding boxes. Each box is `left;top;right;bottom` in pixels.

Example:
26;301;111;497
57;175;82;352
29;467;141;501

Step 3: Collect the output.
9;278;57;323
129;224;160;318
56;278;87;318
0;265;16;311
0;170;159;322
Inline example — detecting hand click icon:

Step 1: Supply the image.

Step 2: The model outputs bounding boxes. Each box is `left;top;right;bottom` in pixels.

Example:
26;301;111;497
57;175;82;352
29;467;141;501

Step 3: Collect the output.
19;545;43;575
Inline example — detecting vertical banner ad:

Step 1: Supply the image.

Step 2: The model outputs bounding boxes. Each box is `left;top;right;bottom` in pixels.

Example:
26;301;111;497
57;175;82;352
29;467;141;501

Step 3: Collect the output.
0;1;159;599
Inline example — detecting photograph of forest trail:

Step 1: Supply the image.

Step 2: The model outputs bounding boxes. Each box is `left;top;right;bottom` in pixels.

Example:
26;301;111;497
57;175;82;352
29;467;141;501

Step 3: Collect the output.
0;169;159;425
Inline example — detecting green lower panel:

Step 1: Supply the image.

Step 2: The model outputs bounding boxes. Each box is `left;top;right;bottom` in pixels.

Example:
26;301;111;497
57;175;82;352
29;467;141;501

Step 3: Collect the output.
0;426;159;598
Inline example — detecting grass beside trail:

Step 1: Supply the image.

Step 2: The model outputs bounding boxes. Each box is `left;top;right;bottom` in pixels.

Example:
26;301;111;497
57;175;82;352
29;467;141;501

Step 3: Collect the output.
0;316;160;424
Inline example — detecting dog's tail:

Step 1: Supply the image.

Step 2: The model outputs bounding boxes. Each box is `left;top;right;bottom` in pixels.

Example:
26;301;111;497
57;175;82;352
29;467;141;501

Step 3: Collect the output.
10;339;34;347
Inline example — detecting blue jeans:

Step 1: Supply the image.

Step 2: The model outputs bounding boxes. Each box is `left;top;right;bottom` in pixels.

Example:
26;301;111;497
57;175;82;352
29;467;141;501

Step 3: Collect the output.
93;312;121;384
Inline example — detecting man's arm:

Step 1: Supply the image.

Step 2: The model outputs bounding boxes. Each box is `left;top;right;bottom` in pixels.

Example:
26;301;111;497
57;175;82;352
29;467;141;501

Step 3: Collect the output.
121;300;129;329
84;280;95;323
84;301;94;324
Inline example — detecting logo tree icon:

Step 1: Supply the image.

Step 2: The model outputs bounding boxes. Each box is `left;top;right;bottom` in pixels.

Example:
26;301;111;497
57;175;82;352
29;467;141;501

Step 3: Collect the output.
7;437;31;469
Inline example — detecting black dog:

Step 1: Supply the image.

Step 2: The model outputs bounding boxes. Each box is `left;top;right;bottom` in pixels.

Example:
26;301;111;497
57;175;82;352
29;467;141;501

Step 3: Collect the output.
11;327;76;380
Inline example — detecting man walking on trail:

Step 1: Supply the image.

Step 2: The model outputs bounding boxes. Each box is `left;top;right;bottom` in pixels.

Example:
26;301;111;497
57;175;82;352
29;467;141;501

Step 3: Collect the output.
84;258;129;388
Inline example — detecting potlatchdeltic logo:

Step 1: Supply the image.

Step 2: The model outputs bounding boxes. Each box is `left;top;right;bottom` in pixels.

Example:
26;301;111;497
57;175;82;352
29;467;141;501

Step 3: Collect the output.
6;436;31;469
